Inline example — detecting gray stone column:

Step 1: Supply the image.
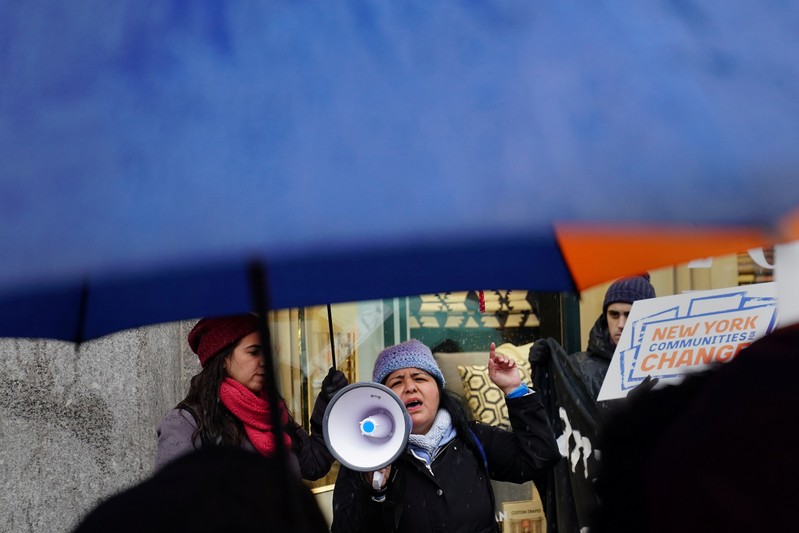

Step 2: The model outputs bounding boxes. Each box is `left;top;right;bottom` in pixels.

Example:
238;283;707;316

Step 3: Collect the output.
0;320;196;533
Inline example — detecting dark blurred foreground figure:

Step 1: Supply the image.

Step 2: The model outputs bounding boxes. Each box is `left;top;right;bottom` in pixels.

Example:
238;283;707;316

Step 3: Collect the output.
74;446;329;533
592;324;799;533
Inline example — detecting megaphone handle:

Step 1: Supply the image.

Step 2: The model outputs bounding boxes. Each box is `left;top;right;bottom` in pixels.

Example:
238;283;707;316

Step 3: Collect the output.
372;469;386;491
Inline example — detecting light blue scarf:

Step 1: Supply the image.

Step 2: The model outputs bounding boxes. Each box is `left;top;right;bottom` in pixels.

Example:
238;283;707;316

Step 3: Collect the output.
407;408;455;465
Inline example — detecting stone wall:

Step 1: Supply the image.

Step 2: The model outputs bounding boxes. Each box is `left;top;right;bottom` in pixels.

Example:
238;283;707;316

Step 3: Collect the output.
0;321;196;533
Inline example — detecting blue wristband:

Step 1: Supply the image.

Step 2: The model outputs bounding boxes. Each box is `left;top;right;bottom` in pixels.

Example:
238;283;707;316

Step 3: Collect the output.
505;384;529;399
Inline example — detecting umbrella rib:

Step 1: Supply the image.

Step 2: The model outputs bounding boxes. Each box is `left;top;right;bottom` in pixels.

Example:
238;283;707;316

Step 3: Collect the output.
74;281;89;347
248;259;297;528
327;303;337;369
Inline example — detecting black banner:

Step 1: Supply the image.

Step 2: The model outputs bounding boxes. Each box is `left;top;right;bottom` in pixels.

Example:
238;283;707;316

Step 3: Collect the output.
532;338;605;533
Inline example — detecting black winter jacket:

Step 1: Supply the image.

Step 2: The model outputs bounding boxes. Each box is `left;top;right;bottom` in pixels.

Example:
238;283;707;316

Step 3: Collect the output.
331;392;560;533
572;314;616;405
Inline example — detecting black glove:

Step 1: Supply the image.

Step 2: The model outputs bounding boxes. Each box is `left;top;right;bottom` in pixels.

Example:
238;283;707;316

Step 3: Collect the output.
529;339;551;366
320;367;349;403
627;374;660;401
311;368;349;434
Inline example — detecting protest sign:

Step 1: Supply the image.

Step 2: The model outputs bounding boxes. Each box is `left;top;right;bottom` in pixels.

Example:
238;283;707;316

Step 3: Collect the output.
597;283;778;401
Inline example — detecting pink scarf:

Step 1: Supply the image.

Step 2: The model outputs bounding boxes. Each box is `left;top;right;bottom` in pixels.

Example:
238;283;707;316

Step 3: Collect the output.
219;377;292;457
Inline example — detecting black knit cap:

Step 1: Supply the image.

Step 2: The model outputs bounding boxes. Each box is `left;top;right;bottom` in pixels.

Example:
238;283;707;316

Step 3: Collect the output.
603;274;656;313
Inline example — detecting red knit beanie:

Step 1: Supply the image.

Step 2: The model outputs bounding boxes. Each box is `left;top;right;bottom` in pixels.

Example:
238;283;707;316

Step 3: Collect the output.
188;314;261;367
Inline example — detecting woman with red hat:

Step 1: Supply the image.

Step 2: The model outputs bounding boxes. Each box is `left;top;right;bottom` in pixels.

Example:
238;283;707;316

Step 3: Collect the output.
155;313;347;480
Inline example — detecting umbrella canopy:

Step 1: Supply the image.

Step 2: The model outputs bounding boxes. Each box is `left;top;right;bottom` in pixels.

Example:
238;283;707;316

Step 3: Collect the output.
1;1;798;341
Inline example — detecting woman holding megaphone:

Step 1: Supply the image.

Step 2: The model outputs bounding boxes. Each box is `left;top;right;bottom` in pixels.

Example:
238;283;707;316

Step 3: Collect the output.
155;313;348;481
331;339;560;532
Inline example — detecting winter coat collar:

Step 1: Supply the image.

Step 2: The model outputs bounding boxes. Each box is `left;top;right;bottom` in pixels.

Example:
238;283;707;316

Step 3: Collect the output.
586;314;616;360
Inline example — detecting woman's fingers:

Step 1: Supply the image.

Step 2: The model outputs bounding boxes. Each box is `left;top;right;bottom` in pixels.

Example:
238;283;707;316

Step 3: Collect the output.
489;342;518;368
490;355;516;369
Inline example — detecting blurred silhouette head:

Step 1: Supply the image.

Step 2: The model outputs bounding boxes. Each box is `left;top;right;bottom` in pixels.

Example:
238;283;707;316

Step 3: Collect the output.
73;447;328;533
592;324;799;533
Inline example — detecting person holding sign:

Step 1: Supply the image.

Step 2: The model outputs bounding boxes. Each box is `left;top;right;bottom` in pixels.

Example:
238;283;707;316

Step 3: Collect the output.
531;274;656;402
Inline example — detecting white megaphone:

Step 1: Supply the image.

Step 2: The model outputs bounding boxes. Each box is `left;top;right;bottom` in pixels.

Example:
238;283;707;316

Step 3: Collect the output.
323;382;412;472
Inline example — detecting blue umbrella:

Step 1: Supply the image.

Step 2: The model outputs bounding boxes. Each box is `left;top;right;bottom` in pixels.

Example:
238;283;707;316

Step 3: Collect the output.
1;1;798;342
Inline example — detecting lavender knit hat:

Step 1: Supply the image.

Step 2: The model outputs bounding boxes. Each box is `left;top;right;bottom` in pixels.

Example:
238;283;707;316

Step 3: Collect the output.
372;339;445;388
603;274;656;314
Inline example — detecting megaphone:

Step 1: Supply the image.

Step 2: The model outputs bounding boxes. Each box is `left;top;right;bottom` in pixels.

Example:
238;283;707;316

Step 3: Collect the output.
323;382;412;472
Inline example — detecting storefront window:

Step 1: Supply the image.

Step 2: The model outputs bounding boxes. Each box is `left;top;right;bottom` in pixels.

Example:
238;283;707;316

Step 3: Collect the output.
271;290;556;529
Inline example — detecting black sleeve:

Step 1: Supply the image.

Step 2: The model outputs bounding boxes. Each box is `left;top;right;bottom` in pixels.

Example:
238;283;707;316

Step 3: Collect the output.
473;390;561;484
288;388;344;481
289;423;334;481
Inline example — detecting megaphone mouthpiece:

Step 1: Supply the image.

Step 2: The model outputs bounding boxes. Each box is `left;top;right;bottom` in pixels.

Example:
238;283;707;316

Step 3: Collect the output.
360;411;394;439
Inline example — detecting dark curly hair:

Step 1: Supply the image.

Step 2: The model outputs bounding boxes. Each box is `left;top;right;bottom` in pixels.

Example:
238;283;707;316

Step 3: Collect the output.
437;387;486;469
176;342;301;451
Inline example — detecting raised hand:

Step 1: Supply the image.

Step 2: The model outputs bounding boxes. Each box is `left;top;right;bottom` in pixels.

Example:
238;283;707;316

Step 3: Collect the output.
488;341;522;395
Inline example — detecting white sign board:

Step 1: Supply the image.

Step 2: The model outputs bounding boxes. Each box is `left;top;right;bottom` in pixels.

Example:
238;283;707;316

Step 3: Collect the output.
597;282;778;401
